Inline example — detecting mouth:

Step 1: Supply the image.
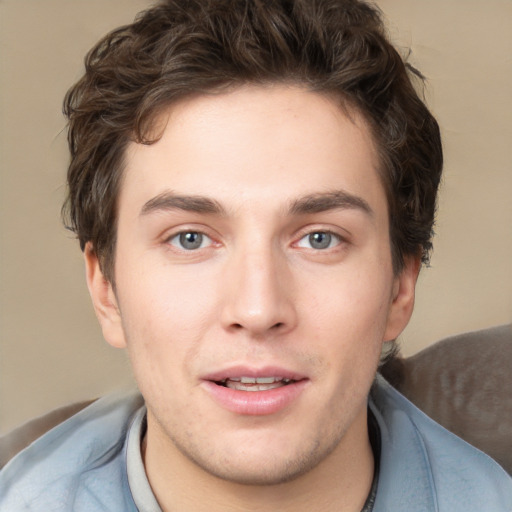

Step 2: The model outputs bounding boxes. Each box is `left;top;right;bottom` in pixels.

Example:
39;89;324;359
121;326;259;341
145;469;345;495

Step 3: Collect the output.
201;368;308;415
215;376;296;392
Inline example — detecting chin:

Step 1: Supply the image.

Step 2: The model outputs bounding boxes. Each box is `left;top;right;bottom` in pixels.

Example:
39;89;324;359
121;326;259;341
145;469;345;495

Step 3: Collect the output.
178;427;344;487
195;455;320;487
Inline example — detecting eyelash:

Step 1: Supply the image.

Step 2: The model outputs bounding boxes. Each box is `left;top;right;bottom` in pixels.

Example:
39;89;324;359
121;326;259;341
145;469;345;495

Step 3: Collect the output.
164;228;345;254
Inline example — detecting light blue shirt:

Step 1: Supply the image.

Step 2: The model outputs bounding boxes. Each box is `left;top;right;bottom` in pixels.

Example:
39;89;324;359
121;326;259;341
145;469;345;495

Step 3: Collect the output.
1;376;511;511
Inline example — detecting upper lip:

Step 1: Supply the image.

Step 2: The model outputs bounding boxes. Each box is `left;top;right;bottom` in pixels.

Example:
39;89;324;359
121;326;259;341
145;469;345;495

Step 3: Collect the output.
201;365;307;383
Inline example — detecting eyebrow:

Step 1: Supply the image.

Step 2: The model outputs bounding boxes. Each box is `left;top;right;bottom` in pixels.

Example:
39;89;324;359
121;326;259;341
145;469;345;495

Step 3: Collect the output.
140;189;373;218
140;192;226;216
288;190;374;217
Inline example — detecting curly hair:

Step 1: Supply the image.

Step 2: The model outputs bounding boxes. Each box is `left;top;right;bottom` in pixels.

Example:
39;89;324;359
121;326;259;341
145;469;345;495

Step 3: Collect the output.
63;0;442;287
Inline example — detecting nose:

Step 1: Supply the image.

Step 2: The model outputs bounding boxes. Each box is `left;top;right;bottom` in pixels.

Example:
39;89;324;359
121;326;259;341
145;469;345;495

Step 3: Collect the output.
220;243;297;337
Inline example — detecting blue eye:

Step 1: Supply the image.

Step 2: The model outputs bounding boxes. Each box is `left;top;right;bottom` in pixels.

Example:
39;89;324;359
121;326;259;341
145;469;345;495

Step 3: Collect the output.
297;231;341;250
169;231;212;250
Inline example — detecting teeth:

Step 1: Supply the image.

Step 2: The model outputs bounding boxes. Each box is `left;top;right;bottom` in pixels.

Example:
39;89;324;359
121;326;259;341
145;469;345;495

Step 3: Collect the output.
241;376;276;384
236;376;290;384
222;376;293;391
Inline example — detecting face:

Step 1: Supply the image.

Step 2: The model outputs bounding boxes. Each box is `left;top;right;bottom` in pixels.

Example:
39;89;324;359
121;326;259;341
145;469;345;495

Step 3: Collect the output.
86;84;417;486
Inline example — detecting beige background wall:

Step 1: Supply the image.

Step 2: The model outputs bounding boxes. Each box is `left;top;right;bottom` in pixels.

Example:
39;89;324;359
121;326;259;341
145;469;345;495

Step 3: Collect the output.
1;0;511;434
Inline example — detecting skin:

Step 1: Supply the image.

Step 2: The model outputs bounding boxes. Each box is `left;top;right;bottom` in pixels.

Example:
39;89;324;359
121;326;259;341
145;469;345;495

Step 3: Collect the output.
86;84;419;512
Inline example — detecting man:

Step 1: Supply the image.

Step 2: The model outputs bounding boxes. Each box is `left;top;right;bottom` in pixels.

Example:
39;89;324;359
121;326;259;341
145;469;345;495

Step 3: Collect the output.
0;0;511;510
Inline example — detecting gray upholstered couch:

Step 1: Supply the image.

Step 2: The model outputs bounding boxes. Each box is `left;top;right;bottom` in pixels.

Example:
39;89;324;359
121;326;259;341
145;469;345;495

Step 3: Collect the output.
380;323;512;474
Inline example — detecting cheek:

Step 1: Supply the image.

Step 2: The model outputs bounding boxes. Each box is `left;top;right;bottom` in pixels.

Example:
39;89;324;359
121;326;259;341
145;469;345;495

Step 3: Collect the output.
114;258;222;379
299;261;393;359
304;262;392;322
118;251;220;327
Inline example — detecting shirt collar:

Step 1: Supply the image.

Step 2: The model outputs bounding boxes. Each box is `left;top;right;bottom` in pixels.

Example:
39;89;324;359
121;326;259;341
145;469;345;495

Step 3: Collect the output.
126;406;163;512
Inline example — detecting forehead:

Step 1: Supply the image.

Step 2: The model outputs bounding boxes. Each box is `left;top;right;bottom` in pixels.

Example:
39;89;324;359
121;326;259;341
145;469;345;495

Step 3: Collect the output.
121;84;386;219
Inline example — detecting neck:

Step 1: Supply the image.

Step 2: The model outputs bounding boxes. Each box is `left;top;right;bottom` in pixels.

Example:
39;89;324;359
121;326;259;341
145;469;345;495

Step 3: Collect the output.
142;408;375;512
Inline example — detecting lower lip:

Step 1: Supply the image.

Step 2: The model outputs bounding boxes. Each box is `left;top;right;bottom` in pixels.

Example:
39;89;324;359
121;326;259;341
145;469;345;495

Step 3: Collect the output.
201;380;308;416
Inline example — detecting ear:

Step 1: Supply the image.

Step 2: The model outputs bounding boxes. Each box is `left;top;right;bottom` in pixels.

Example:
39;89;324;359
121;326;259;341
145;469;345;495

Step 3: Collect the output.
383;255;421;342
84;242;127;349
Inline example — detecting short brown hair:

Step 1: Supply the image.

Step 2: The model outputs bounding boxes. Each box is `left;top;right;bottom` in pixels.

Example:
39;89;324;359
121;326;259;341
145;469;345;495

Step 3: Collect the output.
63;0;442;283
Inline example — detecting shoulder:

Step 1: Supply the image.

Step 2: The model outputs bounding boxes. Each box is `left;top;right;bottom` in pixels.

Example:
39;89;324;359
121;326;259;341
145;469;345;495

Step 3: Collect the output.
371;375;512;512
0;391;144;512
